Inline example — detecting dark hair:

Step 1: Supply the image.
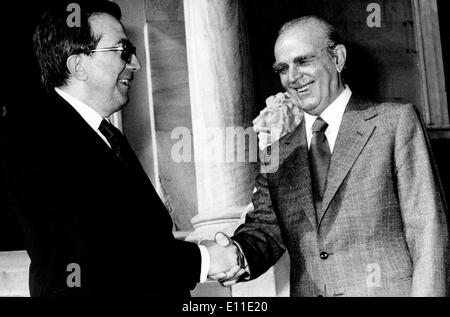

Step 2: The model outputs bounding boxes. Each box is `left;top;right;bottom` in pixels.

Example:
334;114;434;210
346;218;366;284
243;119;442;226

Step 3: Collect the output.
278;15;343;58
33;0;122;91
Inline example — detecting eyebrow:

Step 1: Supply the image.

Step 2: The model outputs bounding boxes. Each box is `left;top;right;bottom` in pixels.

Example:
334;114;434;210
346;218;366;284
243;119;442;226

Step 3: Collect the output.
115;39;129;46
293;53;317;62
272;61;285;69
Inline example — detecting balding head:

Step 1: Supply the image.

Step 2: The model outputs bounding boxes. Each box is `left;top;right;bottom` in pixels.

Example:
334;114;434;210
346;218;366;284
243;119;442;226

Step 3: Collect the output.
277;16;343;54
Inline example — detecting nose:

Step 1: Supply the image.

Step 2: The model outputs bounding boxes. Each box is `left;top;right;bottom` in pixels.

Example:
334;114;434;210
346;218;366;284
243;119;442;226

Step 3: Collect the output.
287;64;301;84
128;53;141;72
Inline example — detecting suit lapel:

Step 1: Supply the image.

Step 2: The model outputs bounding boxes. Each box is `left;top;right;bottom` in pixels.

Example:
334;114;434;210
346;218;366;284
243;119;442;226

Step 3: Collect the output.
273;120;317;229
317;97;378;227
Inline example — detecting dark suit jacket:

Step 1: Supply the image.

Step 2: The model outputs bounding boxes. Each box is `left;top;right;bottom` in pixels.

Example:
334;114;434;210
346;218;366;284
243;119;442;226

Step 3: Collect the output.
234;97;449;296
4;91;201;297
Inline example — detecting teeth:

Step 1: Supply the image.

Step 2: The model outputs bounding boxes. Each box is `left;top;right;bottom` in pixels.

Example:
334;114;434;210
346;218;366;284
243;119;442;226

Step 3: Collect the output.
297;82;313;93
119;79;130;86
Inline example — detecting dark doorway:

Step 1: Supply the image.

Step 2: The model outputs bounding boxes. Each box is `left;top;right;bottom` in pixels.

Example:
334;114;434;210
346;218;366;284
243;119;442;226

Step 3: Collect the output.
0;1;59;251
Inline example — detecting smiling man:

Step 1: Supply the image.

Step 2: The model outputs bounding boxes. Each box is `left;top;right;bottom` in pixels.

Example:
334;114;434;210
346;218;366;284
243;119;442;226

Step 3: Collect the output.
211;16;449;296
272;18;346;118
3;0;237;297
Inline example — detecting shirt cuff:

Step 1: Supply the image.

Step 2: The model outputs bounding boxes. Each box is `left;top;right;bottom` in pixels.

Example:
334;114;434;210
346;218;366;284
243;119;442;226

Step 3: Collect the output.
198;244;210;283
233;240;251;280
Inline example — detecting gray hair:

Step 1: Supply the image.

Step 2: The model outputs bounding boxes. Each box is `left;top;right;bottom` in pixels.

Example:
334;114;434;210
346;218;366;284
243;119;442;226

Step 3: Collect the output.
278;15;343;58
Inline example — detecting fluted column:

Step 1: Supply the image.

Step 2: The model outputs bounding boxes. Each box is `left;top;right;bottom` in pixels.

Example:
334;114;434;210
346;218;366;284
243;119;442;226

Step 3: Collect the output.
183;0;257;241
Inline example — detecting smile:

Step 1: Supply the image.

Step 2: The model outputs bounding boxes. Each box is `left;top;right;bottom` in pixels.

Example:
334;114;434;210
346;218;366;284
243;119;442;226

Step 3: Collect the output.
119;79;131;88
296;82;314;94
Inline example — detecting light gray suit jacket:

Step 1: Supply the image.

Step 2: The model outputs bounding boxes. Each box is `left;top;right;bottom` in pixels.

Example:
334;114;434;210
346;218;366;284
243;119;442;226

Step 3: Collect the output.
233;97;449;297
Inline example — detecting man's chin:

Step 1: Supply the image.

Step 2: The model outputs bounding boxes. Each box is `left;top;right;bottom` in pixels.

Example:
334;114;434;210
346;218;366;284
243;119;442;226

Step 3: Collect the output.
118;94;130;107
297;99;321;115
110;98;129;114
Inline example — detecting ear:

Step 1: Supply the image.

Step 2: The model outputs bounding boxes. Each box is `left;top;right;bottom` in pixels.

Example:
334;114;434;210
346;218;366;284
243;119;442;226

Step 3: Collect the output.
66;54;88;81
333;44;347;73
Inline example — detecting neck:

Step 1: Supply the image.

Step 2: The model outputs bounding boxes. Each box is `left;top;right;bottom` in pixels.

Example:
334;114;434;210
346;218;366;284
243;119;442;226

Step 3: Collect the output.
57;84;110;118
335;76;346;96
326;80;346;108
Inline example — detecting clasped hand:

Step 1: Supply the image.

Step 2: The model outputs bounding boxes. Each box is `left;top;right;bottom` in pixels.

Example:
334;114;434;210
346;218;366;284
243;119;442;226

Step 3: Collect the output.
200;232;248;286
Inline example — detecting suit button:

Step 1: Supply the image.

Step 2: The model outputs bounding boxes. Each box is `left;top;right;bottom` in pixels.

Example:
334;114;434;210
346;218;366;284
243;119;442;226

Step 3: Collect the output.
320;252;328;260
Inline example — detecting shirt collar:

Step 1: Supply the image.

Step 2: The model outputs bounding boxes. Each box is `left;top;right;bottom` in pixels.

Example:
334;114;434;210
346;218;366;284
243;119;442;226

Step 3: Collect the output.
304;86;352;135
55;87;104;131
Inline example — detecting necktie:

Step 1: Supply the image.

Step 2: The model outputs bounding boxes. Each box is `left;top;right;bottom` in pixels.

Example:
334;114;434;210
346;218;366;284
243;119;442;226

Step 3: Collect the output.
98;119;140;169
309;117;331;217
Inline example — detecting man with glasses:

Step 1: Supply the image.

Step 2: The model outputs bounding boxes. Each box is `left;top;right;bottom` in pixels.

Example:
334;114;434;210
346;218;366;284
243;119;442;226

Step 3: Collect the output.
209;16;449;296
3;0;237;297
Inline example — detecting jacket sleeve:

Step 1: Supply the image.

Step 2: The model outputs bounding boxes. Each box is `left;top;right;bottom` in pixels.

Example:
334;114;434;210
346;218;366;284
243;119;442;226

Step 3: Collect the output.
166;238;202;289
233;170;286;280
394;104;449;296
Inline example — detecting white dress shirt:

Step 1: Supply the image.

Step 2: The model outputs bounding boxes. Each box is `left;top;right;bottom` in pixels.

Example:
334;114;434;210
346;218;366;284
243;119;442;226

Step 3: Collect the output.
304;86;352;153
54;87;210;283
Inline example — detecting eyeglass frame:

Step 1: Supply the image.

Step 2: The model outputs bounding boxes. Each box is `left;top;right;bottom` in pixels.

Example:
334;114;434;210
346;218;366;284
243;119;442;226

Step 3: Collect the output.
79;40;137;64
272;45;337;75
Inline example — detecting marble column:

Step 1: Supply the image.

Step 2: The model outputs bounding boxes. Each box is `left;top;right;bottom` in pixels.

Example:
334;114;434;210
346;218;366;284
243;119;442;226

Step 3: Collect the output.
0;251;30;296
183;0;257;241
183;0;291;297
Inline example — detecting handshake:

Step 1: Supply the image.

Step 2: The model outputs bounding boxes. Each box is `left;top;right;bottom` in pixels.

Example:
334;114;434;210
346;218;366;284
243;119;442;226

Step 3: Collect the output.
201;232;249;286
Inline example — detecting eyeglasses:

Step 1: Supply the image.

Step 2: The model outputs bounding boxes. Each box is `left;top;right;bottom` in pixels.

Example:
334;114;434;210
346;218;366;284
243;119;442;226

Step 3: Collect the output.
81;40;137;64
272;46;333;75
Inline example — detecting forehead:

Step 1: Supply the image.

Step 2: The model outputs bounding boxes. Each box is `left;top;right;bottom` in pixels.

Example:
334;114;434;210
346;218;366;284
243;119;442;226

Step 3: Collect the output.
89;13;128;45
274;25;324;62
